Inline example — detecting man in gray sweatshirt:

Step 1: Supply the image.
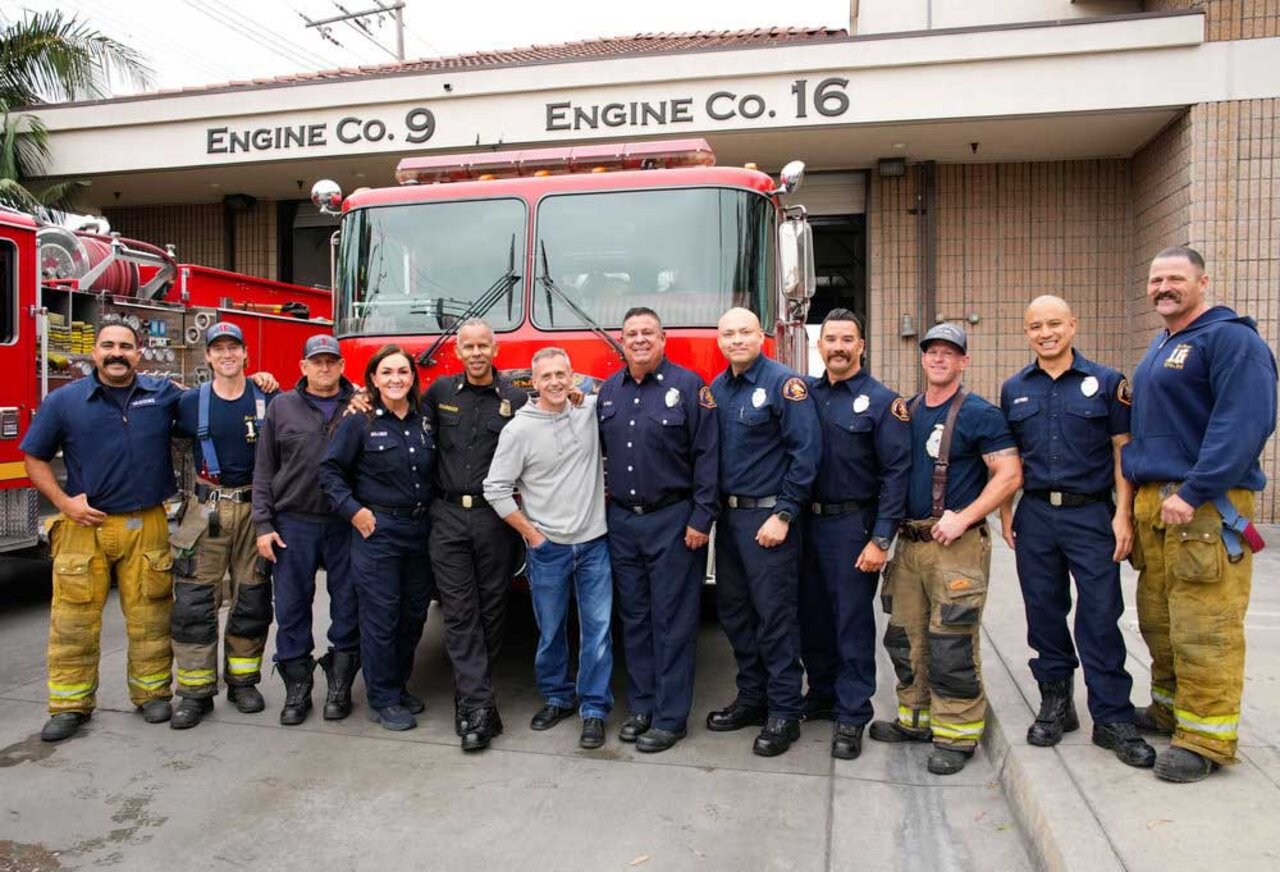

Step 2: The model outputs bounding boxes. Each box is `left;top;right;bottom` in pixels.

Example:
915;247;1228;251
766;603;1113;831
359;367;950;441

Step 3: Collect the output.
483;347;613;749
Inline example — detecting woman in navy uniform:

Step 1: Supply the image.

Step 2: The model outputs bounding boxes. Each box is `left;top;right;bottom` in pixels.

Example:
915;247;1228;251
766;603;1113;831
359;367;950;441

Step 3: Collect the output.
320;345;435;731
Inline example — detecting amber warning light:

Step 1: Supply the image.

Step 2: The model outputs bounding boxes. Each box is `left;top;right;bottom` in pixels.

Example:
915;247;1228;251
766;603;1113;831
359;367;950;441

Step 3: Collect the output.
395;138;716;185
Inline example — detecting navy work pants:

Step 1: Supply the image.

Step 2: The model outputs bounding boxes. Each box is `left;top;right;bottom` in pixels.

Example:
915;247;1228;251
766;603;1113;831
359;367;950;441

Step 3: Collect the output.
1013;497;1134;723
350;512;434;711
800;509;879;725
429;500;520;710
714;506;803;720
271;513;358;663
608;501;705;732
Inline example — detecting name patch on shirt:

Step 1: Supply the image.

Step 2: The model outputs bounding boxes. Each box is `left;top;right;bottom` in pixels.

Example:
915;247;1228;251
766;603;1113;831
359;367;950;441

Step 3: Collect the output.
1164;344;1193;369
129;397;157;407
1012;396;1029;405
370;430;389;437
438;404;459;412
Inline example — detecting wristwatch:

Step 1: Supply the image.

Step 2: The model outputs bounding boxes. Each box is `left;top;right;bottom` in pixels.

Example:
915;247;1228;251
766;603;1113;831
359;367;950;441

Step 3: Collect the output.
775;510;793;524
871;535;894;551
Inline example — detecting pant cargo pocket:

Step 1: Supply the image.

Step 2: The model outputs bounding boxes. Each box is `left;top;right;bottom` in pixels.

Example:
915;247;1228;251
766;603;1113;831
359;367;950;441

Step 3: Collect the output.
1170;516;1223;584
142;549;174;599
53;553;96;604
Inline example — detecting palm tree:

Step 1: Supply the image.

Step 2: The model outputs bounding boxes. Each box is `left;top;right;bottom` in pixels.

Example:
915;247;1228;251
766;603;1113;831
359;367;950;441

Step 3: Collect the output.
0;10;152;217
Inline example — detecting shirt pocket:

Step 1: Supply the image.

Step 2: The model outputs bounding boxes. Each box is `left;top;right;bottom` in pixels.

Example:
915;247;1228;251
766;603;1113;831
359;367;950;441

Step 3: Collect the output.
845;416;874;435
1063;399;1108;444
1004;398;1042;439
737;407;771;427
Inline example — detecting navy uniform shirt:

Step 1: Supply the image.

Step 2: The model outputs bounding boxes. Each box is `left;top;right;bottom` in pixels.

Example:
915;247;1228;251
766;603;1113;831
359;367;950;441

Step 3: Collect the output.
21;372;182;514
175;385;277;488
1123;306;1277;506
424;371;528;497
319;406;436;520
906;390;1015;521
710;354;820;517
808;369;911;541
598;357;720;533
1000;351;1129;496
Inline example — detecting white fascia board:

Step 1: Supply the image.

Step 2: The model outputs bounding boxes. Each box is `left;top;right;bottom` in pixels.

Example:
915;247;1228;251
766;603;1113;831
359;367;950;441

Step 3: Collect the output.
39;13;1203;130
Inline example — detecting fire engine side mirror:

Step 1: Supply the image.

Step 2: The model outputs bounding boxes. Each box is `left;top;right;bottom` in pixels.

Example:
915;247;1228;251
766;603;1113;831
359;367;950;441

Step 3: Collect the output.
311;179;344;215
779;212;816;302
775;160;806;196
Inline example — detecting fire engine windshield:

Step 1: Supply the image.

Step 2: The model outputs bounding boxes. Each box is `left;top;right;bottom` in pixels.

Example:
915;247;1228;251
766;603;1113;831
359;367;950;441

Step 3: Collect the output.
335;198;526;337
533;187;774;330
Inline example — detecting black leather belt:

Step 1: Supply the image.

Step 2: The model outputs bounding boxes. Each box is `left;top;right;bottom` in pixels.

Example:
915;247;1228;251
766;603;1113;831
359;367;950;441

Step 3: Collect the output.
723;494;778;510
196;483;252;503
810;499;869;517
1024;489;1111;508
366;503;428;520
611;491;690;515
441;492;489;509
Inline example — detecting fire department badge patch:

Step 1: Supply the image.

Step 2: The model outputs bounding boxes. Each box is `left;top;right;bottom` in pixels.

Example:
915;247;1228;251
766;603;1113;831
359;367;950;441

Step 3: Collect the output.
782;377;808;402
891;398;911;422
698;386;716;409
1117;378;1132;407
499;399;513;417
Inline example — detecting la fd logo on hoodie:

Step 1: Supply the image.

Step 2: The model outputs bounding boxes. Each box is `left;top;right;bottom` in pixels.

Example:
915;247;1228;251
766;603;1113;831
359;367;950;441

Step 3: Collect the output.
1164;343;1193;369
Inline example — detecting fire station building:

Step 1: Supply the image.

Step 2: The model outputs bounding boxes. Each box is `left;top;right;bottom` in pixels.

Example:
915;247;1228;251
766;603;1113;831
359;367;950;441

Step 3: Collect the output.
32;1;1280;517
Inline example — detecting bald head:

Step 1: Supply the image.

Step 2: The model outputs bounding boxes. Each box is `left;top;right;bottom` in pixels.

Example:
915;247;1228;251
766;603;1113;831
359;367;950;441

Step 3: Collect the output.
717;306;765;373
1023;295;1077;365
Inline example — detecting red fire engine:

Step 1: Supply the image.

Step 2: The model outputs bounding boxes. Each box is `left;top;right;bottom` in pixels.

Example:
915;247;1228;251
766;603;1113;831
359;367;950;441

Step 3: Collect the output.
311;138;815;390
0;207;333;558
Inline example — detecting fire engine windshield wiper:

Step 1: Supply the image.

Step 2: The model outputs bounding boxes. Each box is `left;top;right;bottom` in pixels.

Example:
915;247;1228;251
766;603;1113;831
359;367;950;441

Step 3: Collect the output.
537;242;625;363
417;236;520;367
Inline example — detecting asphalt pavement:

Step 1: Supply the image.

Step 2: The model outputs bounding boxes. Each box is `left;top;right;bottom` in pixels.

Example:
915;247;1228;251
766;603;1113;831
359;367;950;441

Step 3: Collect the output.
0;559;1030;872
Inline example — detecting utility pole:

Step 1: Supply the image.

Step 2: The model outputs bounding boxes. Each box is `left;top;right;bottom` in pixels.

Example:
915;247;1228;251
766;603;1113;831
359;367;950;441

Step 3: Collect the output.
303;0;406;61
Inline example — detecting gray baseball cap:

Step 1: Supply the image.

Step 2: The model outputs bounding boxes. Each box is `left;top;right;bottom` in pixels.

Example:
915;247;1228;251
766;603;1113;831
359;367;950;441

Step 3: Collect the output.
303;334;341;359
919;323;967;354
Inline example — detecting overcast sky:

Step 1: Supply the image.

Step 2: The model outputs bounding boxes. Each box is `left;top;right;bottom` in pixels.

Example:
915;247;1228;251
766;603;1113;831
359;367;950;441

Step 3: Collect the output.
7;0;851;95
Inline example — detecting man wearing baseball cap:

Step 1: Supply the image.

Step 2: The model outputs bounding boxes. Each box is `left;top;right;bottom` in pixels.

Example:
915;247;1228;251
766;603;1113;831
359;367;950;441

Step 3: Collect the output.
870;323;1022;775
251;333;361;725
168;321;279;728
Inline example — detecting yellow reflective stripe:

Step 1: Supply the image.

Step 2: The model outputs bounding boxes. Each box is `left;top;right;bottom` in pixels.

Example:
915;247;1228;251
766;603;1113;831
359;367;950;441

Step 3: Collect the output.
226;657;261;675
128;671;170;689
177;668;216;684
48;681;95;699
931;720;985;739
897;706;931;728
1151;685;1175;707
1174;708;1239;739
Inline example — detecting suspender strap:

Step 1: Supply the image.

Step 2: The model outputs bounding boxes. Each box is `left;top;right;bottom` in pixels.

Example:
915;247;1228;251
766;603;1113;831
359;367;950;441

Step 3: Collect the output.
197;381;268;484
909;387;969;520
1212;495;1267;562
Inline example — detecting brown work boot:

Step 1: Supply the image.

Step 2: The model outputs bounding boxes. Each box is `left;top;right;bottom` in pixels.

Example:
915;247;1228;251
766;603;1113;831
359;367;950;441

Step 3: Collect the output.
1132;704;1174;736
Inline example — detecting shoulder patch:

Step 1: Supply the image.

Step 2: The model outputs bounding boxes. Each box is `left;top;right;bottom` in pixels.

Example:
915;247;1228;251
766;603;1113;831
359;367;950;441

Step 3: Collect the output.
1117;378;1132;407
782;377;809;402
698;386;717;409
891;397;911;422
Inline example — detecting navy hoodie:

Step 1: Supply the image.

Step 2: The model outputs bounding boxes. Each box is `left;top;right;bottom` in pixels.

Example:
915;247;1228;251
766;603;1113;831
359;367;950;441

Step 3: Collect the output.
1122;305;1277;506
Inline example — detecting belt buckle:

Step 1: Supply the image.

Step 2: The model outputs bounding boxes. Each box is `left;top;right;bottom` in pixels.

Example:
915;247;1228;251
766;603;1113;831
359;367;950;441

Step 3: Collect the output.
728;495;739;509
461;495;474;509
810;502;821;515
1050;491;1063;507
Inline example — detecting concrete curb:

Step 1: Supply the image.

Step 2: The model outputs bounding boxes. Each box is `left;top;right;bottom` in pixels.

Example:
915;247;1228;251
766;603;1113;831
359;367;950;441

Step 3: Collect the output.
980;626;1125;872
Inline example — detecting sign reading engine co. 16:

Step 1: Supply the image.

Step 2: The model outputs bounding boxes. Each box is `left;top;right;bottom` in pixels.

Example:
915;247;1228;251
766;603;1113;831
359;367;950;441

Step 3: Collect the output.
203;77;852;155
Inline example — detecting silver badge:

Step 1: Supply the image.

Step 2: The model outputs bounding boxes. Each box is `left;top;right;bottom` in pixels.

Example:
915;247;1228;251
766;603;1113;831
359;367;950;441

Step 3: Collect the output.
926;423;944;459
853;394;870;414
751;387;766;409
499;399;513;418
1080;376;1099;398
665;388;680;408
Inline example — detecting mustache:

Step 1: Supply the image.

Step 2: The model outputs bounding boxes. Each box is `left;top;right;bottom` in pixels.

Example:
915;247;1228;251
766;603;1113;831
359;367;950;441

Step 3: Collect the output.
103;356;132;368
1154;291;1180;302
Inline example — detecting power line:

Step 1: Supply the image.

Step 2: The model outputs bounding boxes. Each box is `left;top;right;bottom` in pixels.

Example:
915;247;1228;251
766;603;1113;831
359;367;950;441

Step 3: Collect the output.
183;0;326;72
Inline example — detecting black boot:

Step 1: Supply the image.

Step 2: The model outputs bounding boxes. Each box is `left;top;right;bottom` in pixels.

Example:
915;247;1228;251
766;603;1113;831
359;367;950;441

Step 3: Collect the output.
278;657;315;726
319;650;359;721
1027;678;1078;747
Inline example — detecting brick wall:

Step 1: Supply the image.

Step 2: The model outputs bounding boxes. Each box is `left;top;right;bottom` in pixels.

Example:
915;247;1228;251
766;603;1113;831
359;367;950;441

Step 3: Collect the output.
104;199;277;279
1143;1;1280;40
868;160;1131;406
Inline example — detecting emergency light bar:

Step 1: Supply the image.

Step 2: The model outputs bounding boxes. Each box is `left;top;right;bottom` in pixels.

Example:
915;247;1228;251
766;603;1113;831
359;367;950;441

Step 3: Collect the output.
395;138;716;185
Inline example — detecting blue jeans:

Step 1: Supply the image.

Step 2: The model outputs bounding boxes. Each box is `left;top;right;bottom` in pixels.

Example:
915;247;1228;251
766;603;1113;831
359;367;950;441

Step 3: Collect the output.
525;535;614;720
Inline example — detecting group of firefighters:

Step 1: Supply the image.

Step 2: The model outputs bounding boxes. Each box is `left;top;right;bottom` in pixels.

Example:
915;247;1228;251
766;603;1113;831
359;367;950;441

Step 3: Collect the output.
20;244;1275;785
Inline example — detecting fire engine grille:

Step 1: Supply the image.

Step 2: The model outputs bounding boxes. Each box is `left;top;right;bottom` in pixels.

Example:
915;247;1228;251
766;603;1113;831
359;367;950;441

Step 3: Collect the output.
0;487;39;551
